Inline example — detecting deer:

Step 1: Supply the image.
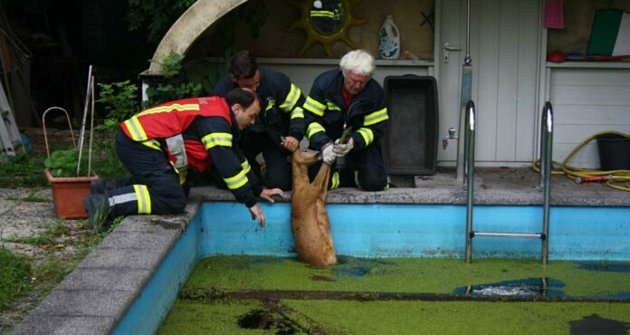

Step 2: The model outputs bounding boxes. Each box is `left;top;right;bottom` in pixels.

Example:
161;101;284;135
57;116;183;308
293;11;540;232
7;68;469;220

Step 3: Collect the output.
290;148;337;266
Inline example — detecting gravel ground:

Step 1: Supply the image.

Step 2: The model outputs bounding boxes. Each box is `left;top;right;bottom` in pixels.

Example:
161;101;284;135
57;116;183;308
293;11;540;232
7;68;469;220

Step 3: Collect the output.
0;187;92;334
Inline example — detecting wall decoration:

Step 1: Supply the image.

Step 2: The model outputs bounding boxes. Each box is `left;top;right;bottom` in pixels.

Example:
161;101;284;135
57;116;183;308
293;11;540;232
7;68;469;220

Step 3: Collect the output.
289;0;367;56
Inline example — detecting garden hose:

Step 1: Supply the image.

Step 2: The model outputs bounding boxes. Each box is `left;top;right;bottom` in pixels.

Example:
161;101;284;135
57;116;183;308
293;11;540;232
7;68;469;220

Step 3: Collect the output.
532;130;630;192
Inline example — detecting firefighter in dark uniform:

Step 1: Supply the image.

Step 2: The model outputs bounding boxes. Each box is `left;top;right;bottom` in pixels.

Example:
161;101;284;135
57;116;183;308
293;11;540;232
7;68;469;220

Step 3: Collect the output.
83;88;284;228
212;50;306;191
303;49;390;191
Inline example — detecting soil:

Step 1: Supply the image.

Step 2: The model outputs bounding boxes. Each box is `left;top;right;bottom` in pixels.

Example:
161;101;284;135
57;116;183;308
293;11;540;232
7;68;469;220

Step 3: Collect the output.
0;187;91;334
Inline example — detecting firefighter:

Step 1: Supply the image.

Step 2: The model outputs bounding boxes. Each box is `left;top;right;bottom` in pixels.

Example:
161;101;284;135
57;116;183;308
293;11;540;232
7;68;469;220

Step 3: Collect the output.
83;88;284;229
212;50;306;191
303;49;390;191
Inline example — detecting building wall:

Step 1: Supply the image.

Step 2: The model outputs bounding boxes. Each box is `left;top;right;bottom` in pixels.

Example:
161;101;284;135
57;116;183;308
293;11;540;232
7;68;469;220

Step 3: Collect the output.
192;0;434;60
545;1;630;168
546;64;630;168
183;0;630;168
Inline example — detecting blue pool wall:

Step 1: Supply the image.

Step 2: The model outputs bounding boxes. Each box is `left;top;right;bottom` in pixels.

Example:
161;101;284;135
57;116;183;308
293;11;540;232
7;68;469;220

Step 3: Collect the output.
199;202;630;260
113;201;630;334
112;215;202;335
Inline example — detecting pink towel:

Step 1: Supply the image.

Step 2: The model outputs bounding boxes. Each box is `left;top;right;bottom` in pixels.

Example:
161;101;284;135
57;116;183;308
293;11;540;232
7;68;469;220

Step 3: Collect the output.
545;0;565;29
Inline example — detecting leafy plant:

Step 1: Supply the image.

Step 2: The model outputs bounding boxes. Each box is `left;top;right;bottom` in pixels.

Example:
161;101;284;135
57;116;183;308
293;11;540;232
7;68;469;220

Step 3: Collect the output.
146;52;206;105
96;80;139;127
44;149;90;178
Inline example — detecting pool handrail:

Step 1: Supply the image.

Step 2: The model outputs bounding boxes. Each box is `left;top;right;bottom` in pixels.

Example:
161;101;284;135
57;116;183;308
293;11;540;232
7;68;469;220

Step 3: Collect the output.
465;101;554;265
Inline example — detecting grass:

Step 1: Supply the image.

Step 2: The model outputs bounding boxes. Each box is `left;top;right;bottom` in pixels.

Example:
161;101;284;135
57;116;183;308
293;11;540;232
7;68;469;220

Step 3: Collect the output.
8;189;50;203
5;219;70;246
0;123;133;329
0;154;47;188
0;248;32;310
0;216;124;330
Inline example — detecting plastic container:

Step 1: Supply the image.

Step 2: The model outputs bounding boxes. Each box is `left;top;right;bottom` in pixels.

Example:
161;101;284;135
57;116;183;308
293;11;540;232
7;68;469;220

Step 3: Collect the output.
383;75;439;175
596;134;630;170
378;15;400;60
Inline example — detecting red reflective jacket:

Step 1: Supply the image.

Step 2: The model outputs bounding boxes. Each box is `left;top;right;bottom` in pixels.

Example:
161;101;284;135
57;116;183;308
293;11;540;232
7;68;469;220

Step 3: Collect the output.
120;97;232;171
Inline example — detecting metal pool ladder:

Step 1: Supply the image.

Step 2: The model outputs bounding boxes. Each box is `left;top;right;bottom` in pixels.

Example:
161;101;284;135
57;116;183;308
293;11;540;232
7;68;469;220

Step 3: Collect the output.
464;101;554;265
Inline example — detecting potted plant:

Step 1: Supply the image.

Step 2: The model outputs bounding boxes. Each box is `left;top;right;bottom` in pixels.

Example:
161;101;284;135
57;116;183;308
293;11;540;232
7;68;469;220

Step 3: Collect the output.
42;106;99;219
44;148;99;219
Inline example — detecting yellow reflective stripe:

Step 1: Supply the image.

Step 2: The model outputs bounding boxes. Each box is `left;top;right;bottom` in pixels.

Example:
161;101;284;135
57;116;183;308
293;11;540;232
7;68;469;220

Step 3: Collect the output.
291;106;304;120
140;139;161;151
178;169;187;185
364;108;389;126
133;184;152;214
241;160;251;174
265;99;275;112
224;169;248;190
311;10;334;18
357;128;374;145
330;171;340;189
307;122;326;139
279;84;302;112
326;102;342;111
123;116;147;141
304;97;326;116
202;132;232;150
138;103;199;116
123;103;201;141
168;161;187;185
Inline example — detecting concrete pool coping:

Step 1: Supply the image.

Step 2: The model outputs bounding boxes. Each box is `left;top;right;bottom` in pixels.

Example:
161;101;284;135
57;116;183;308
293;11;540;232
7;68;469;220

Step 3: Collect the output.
13;168;630;334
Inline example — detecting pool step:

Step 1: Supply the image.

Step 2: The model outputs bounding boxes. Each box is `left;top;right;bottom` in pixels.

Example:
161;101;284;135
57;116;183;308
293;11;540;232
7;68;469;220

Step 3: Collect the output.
472;232;545;239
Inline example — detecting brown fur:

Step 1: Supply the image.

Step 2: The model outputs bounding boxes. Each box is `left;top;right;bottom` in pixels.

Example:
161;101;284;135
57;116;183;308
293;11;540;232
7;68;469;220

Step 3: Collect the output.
290;148;337;266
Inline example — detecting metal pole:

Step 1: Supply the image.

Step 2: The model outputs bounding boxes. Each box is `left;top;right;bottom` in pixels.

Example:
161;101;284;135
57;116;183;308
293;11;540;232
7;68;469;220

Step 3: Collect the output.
76;65;93;176
464;100;476;263
541;102;553;265
465;0;471;65
457;0;473;182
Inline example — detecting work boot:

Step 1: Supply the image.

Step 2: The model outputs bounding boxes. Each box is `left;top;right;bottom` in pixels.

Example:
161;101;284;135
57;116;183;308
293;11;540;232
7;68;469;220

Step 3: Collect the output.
83;194;112;231
90;177;132;195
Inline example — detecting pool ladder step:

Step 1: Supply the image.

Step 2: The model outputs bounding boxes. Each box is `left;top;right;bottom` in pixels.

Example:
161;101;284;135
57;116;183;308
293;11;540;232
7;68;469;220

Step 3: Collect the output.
471;232;545;239
462;101;554;265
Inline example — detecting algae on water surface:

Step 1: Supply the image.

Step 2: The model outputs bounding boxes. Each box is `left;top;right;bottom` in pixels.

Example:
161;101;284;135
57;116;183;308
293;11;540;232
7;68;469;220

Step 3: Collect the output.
158;256;630;334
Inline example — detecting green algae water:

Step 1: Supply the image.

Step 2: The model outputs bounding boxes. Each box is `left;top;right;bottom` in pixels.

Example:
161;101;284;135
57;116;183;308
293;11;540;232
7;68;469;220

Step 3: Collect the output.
158;257;630;334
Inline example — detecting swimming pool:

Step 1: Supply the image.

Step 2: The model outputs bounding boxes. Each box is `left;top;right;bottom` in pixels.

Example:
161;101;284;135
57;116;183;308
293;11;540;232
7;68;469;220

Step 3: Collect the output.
111;201;630;334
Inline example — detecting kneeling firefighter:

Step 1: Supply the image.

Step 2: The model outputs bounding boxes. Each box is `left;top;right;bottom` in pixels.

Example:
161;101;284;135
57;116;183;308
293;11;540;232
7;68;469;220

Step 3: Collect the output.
83;88;284;229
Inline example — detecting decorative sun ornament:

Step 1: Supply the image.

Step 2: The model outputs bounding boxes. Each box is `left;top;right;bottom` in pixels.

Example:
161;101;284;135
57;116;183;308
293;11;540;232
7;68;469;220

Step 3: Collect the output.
289;0;367;56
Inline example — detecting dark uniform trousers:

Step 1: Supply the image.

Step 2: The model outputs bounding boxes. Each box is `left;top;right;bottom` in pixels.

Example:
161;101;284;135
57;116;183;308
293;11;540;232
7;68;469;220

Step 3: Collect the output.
106;130;188;217
239;129;293;191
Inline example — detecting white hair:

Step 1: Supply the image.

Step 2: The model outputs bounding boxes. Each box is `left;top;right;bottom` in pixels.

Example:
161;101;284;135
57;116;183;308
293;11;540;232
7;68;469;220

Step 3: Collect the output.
339;49;375;77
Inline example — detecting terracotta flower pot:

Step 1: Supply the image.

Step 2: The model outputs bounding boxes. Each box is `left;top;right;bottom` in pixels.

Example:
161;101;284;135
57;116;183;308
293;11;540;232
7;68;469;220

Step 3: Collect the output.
45;169;99;219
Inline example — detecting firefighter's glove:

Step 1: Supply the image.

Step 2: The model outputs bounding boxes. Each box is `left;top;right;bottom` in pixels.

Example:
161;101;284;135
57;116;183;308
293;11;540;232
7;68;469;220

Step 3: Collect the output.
322;142;336;165
333;138;354;158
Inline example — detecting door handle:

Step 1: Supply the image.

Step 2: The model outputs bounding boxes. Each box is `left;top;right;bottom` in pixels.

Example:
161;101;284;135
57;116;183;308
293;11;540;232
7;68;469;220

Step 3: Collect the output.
443;43;461;63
